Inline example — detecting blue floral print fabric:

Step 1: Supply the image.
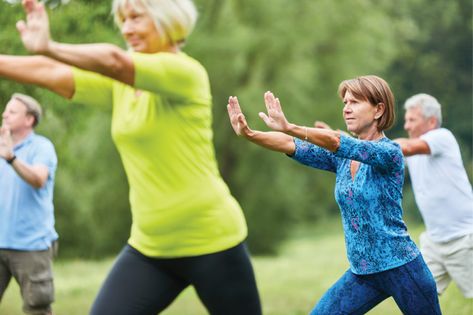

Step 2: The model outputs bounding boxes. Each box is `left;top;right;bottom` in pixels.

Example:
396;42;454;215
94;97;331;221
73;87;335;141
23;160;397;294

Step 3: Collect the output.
291;134;420;274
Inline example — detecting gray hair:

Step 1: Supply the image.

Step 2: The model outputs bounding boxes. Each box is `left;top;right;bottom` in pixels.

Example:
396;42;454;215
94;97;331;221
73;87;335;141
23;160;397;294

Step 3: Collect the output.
404;93;442;127
112;0;198;48
11;93;43;128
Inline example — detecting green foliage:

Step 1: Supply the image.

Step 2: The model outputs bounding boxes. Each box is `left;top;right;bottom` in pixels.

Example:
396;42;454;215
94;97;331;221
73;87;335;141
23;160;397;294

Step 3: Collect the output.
1;222;471;314
0;0;471;256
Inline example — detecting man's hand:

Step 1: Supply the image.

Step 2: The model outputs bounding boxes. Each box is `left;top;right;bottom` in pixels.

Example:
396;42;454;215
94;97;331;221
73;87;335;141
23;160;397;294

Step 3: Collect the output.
0;125;14;161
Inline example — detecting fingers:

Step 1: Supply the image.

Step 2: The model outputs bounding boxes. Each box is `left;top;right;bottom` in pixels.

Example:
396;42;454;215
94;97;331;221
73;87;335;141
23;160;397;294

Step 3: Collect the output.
273;97;282;112
264;91;283;114
264;91;274;113
258;112;271;126
22;0;45;20
227;96;239;115
0;126;11;138
16;20;26;34
23;0;39;15
227;96;244;135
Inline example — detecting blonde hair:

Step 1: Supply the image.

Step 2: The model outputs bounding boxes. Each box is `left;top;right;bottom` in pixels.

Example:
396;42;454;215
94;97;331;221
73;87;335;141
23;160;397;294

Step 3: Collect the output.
11;93;43;128
338;75;396;131
112;0;198;48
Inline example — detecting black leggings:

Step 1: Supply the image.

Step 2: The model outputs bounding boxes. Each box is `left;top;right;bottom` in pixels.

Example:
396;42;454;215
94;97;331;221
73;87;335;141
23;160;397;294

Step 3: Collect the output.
89;242;262;315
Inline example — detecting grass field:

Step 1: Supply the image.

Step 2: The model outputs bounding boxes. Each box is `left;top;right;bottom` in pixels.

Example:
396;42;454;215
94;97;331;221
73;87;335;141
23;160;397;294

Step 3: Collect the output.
1;219;471;314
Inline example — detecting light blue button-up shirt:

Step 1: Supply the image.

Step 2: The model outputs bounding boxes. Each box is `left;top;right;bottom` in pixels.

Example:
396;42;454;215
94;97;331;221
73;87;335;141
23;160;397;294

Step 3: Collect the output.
0;132;58;251
291;134;419;274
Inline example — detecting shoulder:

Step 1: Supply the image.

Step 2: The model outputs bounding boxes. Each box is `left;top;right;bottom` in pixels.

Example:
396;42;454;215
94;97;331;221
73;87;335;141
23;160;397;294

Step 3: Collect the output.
376;137;402;154
31;134;57;153
421;128;458;152
421;128;454;141
380;137;400;148
132;52;206;71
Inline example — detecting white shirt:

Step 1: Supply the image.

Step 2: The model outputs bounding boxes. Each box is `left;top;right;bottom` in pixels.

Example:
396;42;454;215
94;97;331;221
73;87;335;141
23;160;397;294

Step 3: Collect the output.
406;128;473;242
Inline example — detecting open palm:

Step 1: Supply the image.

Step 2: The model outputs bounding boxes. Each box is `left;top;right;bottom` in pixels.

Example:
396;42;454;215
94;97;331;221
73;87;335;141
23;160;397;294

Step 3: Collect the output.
258;91;290;132
16;0;51;54
227;96;255;138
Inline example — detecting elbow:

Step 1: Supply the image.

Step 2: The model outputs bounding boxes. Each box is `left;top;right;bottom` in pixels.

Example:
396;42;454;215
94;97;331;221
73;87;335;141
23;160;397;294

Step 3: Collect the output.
109;47;134;85
401;145;413;157
31;180;46;189
31;174;48;189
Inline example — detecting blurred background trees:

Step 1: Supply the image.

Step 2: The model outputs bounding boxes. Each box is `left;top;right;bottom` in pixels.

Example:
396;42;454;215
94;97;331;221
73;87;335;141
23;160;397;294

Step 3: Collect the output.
1;0;471;257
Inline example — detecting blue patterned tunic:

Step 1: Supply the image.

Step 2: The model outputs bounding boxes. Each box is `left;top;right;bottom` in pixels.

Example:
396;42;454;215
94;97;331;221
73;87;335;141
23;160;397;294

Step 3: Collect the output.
291;134;420;274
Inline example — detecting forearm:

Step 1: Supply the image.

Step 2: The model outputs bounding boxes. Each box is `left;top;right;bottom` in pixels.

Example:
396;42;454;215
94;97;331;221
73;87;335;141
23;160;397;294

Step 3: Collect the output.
246;131;295;155
394;138;431;156
46;42;134;85
0;55;74;98
8;158;48;188
286;124;340;152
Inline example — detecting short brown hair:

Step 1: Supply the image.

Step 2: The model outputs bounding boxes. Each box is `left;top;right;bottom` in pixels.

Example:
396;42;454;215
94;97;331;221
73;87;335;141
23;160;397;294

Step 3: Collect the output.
338;75;395;131
11;93;43;128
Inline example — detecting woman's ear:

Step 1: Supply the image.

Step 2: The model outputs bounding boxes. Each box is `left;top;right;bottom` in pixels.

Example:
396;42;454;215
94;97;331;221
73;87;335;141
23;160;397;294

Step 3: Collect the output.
374;102;385;119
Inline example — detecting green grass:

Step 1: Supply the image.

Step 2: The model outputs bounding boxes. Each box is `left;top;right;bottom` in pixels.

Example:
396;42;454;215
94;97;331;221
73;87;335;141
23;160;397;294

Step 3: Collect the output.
1;220;471;314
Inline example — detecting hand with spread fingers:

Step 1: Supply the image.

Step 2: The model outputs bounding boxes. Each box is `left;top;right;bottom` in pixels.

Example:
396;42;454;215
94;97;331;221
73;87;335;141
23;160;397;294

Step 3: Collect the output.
258;91;291;132
16;0;52;54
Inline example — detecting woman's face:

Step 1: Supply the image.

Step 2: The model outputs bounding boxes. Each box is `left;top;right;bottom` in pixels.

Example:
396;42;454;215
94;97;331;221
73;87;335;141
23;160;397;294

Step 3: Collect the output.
342;91;380;137
119;1;162;53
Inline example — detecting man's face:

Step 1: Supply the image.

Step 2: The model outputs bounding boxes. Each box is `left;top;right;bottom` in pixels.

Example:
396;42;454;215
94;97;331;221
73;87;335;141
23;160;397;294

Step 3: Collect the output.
1;98;34;132
404;106;434;138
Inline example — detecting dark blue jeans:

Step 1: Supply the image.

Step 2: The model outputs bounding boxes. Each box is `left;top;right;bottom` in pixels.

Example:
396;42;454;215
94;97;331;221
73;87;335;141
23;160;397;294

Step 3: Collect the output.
310;255;441;315
90;242;262;315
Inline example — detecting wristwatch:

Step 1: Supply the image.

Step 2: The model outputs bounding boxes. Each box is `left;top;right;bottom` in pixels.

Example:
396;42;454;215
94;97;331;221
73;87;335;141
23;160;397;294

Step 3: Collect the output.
6;155;17;164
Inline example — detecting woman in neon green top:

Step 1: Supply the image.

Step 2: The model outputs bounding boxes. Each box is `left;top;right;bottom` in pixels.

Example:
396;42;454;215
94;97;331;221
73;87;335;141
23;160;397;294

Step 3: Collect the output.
0;0;262;314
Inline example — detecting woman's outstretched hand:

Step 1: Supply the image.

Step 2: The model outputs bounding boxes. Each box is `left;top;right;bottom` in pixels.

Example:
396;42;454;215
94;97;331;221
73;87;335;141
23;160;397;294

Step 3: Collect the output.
227;96;256;138
258;91;291;132
16;0;51;54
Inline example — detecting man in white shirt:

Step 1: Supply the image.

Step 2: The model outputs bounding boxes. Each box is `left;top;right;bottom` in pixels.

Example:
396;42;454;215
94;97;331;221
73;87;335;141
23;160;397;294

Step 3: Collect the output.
396;93;473;298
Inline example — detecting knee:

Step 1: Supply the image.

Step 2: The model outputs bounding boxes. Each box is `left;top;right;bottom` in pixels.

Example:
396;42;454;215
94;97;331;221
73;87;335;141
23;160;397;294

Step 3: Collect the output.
22;272;54;314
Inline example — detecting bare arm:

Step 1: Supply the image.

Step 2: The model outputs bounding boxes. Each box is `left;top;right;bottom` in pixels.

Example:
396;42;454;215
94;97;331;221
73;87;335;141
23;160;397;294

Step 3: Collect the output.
10;159;49;188
45;42;135;86
0;54;74;98
394;138;431;156
227;96;295;155
17;0;134;85
259;92;340;152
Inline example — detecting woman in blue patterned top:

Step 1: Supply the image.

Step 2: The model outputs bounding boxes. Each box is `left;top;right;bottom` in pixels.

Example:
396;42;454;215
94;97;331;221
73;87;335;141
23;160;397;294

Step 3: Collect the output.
227;75;441;315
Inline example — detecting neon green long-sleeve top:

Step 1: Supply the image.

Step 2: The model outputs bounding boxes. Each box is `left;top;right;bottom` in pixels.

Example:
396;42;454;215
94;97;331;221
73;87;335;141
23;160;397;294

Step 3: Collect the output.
72;52;247;257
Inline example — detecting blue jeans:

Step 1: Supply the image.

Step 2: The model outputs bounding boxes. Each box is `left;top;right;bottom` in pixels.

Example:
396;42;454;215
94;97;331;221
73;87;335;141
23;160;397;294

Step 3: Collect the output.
310;255;441;315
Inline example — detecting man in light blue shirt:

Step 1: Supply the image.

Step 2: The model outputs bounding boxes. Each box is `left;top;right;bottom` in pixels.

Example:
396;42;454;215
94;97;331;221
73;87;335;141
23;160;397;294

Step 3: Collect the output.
0;93;58;315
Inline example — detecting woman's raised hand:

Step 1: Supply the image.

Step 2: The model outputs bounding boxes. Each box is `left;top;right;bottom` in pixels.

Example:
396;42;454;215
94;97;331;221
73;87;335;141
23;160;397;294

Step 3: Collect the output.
258;91;290;132
16;0;51;54
227;96;255;138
